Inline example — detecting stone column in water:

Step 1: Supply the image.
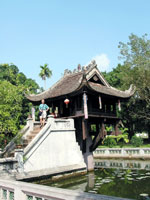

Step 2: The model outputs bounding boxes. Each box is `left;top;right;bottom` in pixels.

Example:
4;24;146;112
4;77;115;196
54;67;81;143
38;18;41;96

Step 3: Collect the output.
82;118;94;171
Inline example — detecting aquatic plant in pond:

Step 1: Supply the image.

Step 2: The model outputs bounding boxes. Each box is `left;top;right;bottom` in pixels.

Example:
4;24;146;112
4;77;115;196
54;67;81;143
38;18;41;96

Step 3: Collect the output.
36;161;150;199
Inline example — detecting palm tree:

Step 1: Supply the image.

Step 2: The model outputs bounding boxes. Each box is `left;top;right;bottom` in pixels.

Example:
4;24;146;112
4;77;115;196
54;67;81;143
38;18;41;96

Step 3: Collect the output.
39;64;52;90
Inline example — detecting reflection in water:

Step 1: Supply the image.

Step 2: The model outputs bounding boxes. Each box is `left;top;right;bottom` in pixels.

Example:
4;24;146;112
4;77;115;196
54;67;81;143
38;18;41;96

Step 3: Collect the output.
87;172;95;189
36;159;150;199
95;159;150;170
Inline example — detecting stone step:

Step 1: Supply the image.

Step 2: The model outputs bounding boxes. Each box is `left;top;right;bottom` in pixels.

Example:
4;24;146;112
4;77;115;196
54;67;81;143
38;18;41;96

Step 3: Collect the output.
26;135;37;140
29;132;39;136
32;128;40;132
22;124;42;149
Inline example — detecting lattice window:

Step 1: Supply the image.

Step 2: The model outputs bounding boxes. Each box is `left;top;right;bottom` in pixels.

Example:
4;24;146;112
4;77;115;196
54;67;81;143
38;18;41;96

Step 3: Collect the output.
3;189;7;200
9;191;14;200
35;197;42;200
27;195;33;200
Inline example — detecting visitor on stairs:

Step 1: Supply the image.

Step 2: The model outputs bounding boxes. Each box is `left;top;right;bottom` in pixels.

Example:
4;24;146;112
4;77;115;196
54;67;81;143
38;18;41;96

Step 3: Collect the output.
39;99;49;128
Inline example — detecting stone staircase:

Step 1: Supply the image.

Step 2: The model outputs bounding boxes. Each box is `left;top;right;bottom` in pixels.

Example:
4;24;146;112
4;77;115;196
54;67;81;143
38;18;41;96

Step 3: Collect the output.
3;121;42;158
23;124;41;148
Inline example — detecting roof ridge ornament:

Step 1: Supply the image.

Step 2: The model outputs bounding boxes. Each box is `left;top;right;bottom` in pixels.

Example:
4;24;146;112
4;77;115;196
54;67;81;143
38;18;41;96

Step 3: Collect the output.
86;60;97;70
77;64;82;72
63;60;97;76
64;69;72;76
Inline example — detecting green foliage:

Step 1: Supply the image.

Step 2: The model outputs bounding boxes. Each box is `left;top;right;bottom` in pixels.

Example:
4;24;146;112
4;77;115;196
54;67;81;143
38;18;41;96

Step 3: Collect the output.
116;134;129;144
91;124;96;132
0;81;23;134
118;34;150;134
102;64;129;90
105;126;113;132
0;63;40;146
14;133;23;145
131;135;143;147
120;127;128;134
103;130;129;148
103;34;150;136
103;136;117;148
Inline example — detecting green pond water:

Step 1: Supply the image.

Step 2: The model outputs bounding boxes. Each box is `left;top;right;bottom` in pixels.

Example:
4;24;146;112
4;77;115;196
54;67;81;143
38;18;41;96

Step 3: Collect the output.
36;159;150;200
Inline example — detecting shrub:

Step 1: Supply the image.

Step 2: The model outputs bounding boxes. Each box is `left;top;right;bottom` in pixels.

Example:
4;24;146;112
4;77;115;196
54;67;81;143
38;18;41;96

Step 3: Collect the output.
103;137;117;148
131;135;143;147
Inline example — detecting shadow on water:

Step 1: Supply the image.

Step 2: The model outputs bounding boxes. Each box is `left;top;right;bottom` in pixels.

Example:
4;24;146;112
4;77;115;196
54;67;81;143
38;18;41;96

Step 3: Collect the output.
36;159;150;200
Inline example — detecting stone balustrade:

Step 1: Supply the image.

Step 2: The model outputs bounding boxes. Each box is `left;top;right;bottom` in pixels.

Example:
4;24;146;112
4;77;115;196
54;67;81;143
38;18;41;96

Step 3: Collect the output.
0;179;133;200
94;148;150;159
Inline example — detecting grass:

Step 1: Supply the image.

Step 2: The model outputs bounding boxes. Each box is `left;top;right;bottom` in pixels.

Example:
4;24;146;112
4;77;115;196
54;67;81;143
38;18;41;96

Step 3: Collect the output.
98;144;150;148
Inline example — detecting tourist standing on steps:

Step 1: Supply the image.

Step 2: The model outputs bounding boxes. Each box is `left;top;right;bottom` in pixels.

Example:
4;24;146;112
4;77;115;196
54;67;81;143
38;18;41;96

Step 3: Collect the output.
39;99;49;128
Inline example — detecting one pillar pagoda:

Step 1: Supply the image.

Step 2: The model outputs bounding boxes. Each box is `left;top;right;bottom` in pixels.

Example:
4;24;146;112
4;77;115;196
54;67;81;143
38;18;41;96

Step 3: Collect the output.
26;61;135;170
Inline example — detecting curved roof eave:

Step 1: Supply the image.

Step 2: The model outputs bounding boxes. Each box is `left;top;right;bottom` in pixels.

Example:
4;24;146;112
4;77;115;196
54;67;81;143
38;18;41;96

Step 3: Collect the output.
25;73;84;102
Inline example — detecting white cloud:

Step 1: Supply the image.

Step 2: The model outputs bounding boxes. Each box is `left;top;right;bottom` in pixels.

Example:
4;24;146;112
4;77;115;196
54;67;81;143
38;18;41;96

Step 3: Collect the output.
89;54;110;72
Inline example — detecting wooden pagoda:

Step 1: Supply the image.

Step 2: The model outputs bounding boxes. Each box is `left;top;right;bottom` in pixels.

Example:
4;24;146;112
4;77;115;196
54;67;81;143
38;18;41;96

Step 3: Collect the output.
26;61;135;154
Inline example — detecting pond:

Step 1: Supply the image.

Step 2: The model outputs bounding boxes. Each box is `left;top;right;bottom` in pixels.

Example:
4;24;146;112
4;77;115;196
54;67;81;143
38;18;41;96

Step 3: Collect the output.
36;159;150;200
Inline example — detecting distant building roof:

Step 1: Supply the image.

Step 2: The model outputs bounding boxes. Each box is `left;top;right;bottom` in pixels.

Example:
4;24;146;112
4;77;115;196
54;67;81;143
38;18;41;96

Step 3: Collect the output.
26;61;135;102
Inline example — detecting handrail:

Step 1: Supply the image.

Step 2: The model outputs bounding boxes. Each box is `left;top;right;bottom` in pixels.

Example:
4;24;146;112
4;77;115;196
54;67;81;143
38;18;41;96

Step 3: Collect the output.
0;124;29;158
0;179;133;200
24;122;51;160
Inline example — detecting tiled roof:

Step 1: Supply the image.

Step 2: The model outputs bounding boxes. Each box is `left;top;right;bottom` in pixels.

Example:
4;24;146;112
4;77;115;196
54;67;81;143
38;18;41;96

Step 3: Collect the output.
26;72;83;102
88;82;135;98
26;65;135;102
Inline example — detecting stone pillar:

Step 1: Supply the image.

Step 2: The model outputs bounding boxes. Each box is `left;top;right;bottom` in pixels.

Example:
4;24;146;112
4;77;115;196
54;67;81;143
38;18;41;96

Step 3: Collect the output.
47;114;54;119
115;120;119;136
27;118;34;131
82;119;94;171
15;149;24;173
14;184;26;200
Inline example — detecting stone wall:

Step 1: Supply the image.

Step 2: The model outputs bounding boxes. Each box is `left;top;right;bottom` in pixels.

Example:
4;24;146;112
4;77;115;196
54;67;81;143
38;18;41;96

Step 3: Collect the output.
23;117;86;174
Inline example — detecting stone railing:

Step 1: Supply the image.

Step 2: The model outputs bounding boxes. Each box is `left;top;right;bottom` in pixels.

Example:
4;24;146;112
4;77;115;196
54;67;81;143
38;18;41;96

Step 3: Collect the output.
0;179;133;200
94;148;150;159
0;157;18;177
1;120;31;158
0;149;26;178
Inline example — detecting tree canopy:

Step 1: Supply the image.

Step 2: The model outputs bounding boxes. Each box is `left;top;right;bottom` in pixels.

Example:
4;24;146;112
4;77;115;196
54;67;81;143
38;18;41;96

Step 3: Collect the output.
103;34;150;135
0;64;40;147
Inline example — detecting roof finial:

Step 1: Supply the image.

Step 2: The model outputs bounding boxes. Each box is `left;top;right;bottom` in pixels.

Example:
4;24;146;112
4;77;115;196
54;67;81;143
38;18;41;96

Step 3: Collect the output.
91;60;96;67
82;66;86;72
77;64;81;72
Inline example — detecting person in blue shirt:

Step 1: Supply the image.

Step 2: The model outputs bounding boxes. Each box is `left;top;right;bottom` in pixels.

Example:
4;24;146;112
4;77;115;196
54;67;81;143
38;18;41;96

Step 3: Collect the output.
39;99;49;128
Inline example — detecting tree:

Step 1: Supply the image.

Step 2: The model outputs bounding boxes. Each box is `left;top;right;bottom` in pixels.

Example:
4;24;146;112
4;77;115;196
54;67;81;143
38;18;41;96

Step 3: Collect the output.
39;64;52;90
117;33;150;135
0;63;40;142
0;81;24;146
102;64;129;90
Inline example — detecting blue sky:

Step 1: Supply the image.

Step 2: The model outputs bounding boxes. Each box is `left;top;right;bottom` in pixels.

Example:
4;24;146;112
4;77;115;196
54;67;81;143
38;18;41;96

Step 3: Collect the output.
0;0;150;89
